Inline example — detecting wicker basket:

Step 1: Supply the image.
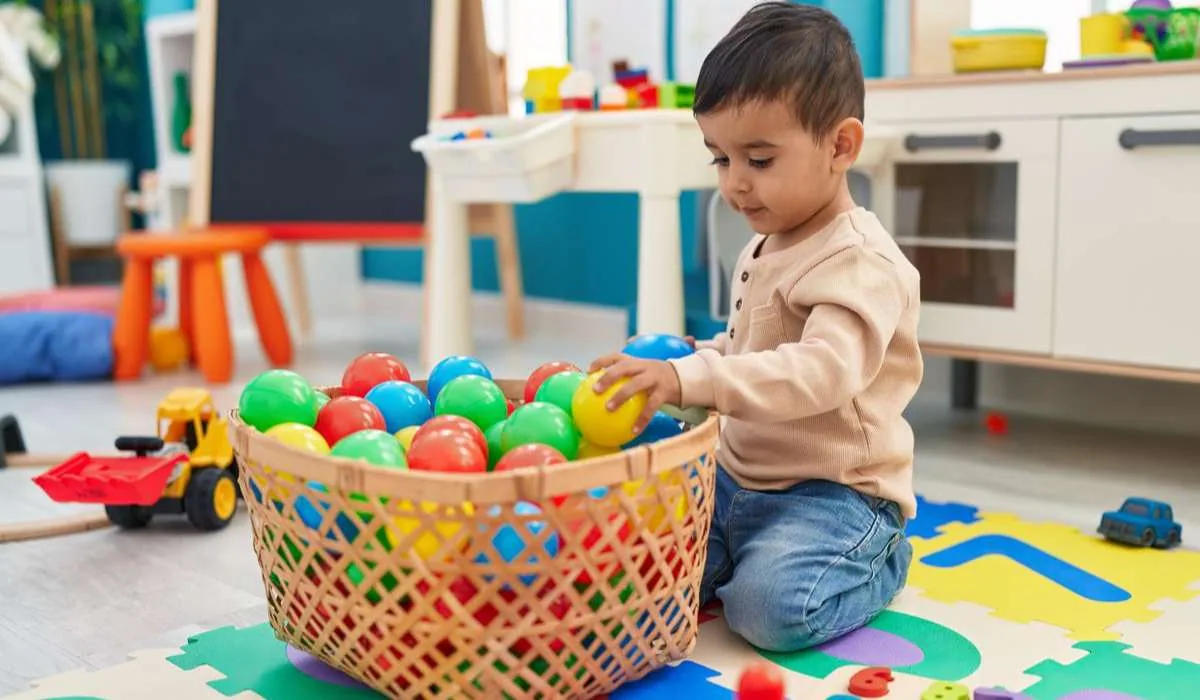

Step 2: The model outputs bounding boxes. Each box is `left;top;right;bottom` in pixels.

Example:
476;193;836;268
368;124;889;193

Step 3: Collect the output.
229;379;718;699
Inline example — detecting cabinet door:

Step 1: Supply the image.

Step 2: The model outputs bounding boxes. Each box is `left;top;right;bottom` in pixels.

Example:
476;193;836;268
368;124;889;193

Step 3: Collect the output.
1054;114;1200;371
0;176;53;295
876;119;1059;353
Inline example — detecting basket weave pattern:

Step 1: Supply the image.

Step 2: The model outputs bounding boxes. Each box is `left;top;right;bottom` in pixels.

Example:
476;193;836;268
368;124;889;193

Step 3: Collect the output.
230;380;718;699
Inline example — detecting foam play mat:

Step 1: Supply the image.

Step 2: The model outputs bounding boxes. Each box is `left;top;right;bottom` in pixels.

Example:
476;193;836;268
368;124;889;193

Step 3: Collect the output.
6;495;1199;699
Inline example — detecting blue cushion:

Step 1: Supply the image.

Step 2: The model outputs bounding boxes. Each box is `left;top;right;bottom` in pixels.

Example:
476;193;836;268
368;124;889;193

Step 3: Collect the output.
0;311;114;384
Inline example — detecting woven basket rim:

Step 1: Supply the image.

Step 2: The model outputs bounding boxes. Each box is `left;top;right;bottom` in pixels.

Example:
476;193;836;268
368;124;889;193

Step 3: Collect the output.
228;378;718;505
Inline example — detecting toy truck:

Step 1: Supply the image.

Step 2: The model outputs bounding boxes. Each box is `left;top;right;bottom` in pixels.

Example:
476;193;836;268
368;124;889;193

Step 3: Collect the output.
34;388;240;531
1098;497;1182;548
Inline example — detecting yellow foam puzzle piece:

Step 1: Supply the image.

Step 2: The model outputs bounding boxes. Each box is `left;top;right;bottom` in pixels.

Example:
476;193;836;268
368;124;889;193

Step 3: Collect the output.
909;513;1200;640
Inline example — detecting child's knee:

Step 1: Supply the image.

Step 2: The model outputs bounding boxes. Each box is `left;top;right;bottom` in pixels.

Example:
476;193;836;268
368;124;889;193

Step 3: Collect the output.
724;584;879;653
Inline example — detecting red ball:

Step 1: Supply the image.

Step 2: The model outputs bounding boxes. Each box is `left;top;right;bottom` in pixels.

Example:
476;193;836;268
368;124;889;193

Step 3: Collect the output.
523;361;581;404
314;396;386;446
494;443;566;473
407;430;487;473
985;411;1009;436
413;415;487;459
737;662;785;700
341;352;412;397
506;398;516;416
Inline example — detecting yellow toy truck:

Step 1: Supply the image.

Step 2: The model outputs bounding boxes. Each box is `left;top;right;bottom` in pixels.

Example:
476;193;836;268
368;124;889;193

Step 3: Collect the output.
35;388;240;532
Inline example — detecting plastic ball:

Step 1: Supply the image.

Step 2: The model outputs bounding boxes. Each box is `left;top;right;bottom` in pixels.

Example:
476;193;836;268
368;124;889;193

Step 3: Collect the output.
239;369;320;432
434;375;507;431
265;422;331;454
413;415;488;460
365;380;432;434
571;371;647;448
427;355;492;403
524;360;581;403
502;402;580;460
314;391;331;411
576;439;620;460
737;662;786;700
315;396;387;447
485;420;508;470
407;430;487;473
330;429;408;468
506;398;516;416
623;411;684;448
395;425;421;452
623;333;694;361
149;326;188;371
494;443;566;473
534;370;586;418
341;352;412;397
478;501;559;586
391;501;475;561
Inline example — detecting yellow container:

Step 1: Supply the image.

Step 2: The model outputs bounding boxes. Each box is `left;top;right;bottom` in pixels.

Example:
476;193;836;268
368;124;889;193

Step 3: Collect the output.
951;29;1048;73
1081;13;1130;56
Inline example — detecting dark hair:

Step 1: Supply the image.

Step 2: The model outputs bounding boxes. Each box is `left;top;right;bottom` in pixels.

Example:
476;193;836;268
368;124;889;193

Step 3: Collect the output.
693;1;865;138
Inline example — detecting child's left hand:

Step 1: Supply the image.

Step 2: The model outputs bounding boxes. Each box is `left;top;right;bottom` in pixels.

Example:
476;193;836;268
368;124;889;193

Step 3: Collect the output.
588;354;682;432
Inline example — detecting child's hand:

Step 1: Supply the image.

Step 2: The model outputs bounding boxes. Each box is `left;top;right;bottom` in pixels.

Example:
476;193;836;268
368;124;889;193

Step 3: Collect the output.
589;354;682;432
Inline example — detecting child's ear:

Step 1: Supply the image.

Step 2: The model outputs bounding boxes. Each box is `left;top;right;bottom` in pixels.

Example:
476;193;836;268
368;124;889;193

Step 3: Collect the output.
830;117;865;173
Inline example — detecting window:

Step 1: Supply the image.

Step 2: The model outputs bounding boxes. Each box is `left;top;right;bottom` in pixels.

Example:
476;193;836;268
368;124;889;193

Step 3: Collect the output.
483;0;569;115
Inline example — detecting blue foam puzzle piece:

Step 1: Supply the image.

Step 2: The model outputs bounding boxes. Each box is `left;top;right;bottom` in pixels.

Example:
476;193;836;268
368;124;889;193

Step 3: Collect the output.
611;660;733;698
906;494;981;539
920;533;1131;602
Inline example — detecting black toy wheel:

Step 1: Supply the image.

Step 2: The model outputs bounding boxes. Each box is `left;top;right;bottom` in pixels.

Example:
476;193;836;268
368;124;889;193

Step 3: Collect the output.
1141;528;1155;546
106;504;154;529
185;468;238;531
1168;531;1180;547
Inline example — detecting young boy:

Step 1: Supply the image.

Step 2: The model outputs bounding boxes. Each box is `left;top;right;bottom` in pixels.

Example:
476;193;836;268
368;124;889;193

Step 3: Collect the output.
590;2;922;652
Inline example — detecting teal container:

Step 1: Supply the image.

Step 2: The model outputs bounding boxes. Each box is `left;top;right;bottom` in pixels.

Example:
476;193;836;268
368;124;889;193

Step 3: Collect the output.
145;0;194;20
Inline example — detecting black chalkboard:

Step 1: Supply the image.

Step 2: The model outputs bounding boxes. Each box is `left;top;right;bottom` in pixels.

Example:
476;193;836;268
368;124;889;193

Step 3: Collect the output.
208;0;432;224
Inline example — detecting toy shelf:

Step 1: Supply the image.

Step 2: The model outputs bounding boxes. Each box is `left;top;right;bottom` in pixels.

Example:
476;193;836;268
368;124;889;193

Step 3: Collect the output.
145;9;196;229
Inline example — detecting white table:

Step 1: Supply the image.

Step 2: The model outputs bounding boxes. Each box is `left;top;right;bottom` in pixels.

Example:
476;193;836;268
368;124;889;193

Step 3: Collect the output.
420;110;717;363
418;110;897;364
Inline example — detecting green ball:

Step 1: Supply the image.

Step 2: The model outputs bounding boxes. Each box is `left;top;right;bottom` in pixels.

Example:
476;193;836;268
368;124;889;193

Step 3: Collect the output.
314;391;331;411
534;370;586;417
485;419;508;471
501;401;580;460
330;429;408;468
238;369;319;432
434;375;508;431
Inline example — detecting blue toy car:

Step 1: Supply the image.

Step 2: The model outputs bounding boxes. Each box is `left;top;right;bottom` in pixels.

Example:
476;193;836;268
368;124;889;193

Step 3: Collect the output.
1098;497;1182;548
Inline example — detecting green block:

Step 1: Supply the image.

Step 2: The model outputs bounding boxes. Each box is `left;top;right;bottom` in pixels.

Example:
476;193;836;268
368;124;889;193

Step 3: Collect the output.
659;82;695;110
759;610;981;681
1022;641;1200;700
167;623;380;699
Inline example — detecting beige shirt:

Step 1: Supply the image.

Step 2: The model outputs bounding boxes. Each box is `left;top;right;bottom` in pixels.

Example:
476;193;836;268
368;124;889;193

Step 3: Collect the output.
669;207;922;518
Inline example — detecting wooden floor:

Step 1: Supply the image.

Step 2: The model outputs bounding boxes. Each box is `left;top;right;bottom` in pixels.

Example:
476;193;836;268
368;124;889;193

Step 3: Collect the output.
1;287;1197;694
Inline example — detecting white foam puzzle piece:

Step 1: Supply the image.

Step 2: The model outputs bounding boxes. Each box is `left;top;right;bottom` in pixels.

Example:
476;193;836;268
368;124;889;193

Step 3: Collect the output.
1107;580;1200;665
1;648;260;700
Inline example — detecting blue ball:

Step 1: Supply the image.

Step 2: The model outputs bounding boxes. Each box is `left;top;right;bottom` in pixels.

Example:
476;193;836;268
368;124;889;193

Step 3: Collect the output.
476;501;559;586
365;380;433;433
428;355;492;403
624;411;685;448
623;334;694;361
295;482;359;542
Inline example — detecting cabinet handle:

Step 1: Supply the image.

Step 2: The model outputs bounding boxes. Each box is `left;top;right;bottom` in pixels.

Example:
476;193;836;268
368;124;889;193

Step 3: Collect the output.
903;131;1002;152
1118;128;1200;150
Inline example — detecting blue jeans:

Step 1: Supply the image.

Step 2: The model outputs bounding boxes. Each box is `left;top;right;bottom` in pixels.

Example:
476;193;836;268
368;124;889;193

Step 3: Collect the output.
701;467;913;652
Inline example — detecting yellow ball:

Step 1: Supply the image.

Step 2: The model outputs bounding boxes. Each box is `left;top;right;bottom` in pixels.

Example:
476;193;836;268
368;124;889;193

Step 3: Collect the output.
265;423;330;454
571;371;647;448
390;501;474;560
394;425;420;452
576;439;620;461
149;326;189;372
622;474;687;533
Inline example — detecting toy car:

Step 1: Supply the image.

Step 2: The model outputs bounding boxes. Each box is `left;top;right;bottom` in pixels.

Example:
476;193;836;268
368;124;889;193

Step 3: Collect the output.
1098;497;1182;548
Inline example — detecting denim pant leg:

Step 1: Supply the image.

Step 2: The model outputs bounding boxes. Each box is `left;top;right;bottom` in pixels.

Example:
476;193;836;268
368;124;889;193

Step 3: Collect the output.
716;479;912;653
699;466;739;606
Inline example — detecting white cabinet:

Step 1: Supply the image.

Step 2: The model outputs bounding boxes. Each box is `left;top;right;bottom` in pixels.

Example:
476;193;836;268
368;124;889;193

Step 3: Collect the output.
0;170;53;295
1054;114;1200;371
877;119;1059;354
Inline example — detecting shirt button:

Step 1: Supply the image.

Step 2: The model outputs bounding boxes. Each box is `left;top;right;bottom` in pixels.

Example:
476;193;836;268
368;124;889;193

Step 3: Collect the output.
735;299;742;310
741;271;749;282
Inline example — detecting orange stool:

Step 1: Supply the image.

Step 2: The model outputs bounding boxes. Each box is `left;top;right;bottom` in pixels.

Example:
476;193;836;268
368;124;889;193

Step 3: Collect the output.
113;229;293;383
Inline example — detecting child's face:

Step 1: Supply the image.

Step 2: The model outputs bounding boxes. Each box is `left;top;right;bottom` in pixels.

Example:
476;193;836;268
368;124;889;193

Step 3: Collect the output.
697;99;856;236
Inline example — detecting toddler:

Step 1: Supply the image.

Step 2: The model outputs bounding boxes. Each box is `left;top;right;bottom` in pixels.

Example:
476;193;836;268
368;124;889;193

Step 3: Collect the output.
590;2;922;652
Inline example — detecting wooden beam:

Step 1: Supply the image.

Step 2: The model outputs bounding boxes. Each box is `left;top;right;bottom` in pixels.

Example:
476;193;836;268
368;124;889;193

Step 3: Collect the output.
921;343;1200;385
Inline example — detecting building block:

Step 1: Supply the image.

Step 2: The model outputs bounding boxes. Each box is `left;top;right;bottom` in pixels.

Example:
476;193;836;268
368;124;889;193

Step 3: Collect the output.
1021;641;1200;699
973;689;1033;700
921;680;971;699
848;667;894;697
908;514;1200;640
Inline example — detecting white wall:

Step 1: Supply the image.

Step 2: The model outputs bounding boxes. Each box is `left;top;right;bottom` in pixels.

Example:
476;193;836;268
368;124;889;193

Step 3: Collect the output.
918;357;1200;436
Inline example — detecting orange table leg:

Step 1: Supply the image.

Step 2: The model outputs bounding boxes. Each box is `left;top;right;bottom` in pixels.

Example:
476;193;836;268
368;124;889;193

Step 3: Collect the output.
112;258;155;380
241;251;294;367
190;255;234;383
177;258;194;363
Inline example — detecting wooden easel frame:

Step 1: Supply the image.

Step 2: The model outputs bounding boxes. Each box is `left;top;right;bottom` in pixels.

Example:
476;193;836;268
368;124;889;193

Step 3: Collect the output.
187;0;523;343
